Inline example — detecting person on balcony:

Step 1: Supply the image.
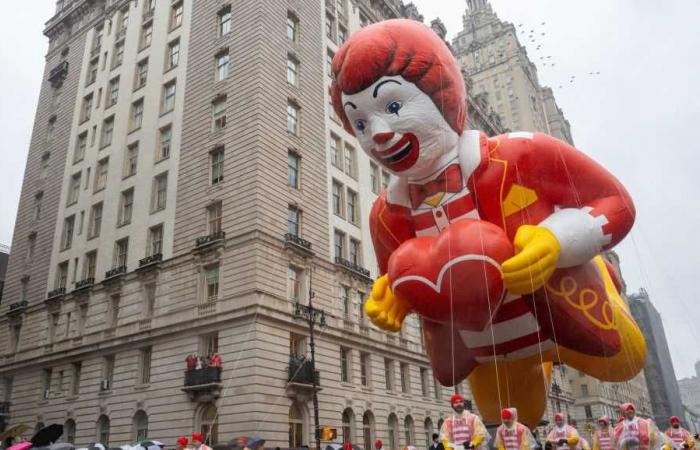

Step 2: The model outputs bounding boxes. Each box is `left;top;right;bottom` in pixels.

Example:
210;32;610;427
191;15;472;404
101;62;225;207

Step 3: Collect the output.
209;352;222;368
186;354;196;370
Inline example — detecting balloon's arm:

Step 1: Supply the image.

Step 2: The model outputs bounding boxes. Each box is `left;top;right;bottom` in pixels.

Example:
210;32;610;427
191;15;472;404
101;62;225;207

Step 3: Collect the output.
369;191;416;274
510;132;635;267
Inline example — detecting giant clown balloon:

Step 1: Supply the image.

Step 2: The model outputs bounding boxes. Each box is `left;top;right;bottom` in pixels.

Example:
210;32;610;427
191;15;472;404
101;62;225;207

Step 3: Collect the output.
330;19;647;427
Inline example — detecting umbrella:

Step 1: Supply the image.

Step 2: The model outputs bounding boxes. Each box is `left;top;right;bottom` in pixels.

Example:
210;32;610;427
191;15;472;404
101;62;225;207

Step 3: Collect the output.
8;443;33;450
246;438;265;450
0;424;32;442
31;425;64;447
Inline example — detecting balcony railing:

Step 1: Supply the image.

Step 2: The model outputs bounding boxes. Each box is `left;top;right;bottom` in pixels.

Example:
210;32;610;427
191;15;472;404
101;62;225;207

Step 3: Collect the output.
139;253;162;268
75;278;94;290
288;355;320;386
7;301;28;314
48;61;69;86
195;231;226;248
334;256;371;280
294;302;326;325
47;288;66;299
105;265;127;279
184;367;222;387
284;233;314;255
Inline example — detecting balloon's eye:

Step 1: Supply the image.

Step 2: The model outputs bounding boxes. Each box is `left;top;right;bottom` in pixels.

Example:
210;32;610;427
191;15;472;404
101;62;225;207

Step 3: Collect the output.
355;119;367;132
386;101;402;115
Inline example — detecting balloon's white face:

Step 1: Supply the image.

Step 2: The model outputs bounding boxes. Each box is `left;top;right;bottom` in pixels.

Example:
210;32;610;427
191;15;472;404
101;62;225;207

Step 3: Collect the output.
341;75;459;179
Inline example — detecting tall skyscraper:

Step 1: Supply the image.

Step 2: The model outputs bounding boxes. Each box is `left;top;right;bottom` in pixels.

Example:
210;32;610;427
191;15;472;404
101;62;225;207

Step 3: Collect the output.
0;0;503;447
629;289;686;426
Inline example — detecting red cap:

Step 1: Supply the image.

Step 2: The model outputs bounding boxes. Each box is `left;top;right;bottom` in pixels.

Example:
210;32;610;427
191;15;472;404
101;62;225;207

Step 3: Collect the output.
598;416;610;425
177;438;189;446
450;393;465;406
620;403;635;413
670;416;680;424
375;440;383;448
192;433;204;443
554;413;564;421
502;409;514;420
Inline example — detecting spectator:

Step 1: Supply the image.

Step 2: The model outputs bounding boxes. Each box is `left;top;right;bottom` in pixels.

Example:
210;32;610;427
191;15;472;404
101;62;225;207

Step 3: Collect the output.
209;352;222;368
186;354;196;370
429;434;444;450
176;437;189;450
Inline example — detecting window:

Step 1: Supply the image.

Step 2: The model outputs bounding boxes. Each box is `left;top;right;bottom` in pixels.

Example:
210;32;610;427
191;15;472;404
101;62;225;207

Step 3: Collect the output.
118;188;134;226
162;80;176;113
143;0;155;15
152;172;168;211
382;171;390;190
147;225;163;257
341;285;350;316
289;266;302;301
89;202;103;238
84;251;97;279
81;93;93;122
287;102;299;135
326;50;334;78
135;58;148;89
170;2;183;30
342;408;355;443
400;362;410;393
114;238;128;268
349;239;360;265
139;347;152;384
216;51;230;81
338;25;347;44
288;151;300;188
55;261;68;290
42;368;52;399
9;324;21;352
347;190;358;223
67;172;81;205
144;283;156;317
26;234;36;262
207;201;223;235
289;404;304;448
97;415;110;445
94;157;109;192
107;77;119;107
585;405;593;419
330;134;341;166
370;163;379;194
140;23;153;49
212;96;227;131
39;152;50;179
158;125;172;161
61;215;75;250
118;7;129;32
87;59;98;86
103;355;115;388
287;206;300;237
219;7;232;36
112;41;124;68
70;362;81;396
581;384;589;396
20;278;29;302
124;142;138;177
74;132;87;163
166;39;180;70
404;416;415;446
287;13;298;42
334;230;345;259
340;347;350;383
130;99;144;130
384;359;394;391
133;410;149;441
78;304;88;335
360;353;370;386
344;145;356;177
101;116;114;147
420;368;429;397
210;147;224;184
287;55;299;86
49;312;60;342
326;14;335;41
107;295;119;328
332;181;343;216
204;264;220;302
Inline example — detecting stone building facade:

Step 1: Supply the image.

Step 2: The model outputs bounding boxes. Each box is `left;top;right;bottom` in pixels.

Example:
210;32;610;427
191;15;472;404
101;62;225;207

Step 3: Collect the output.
0;0;504;448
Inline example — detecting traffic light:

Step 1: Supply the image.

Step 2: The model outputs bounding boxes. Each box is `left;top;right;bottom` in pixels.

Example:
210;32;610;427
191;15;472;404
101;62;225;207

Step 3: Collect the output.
320;427;337;441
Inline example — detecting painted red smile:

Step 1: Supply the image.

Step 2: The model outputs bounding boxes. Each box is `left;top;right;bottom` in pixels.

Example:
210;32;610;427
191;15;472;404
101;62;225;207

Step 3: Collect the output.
373;133;420;172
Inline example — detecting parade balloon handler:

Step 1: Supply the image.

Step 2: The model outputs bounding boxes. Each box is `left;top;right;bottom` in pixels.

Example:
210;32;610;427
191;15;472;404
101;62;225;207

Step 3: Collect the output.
438;394;489;450
593;416;615;450
495;408;537;450
614;403;672;450
546;414;580;450
664;416;695;449
331;18;647;427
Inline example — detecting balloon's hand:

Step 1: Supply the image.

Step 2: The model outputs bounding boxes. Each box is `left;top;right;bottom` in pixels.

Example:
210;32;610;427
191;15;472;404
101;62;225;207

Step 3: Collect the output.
502;225;560;294
364;274;409;332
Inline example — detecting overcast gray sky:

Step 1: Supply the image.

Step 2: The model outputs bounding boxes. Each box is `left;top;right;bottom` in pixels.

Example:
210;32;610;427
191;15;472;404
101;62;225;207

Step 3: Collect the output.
1;1;699;379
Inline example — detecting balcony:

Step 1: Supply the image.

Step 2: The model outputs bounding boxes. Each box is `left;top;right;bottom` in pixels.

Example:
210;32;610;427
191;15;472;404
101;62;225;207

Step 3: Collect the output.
48;61;68;87
105;265;127;279
6;301;28;317
182;367;222;403
284;233;314;257
334;256;371;281
195;231;226;249
286;355;321;402
294;302;326;326
47;287;66;299
74;278;94;290
139;253;162;269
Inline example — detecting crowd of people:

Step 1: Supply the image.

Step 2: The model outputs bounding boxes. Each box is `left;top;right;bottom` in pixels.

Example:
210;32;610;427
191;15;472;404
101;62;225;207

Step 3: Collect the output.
185;353;222;370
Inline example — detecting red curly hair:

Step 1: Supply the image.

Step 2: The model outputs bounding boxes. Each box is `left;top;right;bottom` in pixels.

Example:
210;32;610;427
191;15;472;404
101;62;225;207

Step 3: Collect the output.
330;19;467;136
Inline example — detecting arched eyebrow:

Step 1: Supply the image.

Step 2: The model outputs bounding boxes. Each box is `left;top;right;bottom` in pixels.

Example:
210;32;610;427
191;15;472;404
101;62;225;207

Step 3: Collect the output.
373;79;402;98
344;101;357;110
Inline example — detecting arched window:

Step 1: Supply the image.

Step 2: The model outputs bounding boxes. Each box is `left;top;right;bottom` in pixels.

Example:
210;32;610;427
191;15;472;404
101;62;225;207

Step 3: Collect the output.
362;411;375;450
289;403;305;448
423;417;434;447
64;419;76;444
342;408;355;443
198;404;218;445
404;415;415;446
388;413;399;450
132;410;148;441
437;418;444;434
96;415;110;445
